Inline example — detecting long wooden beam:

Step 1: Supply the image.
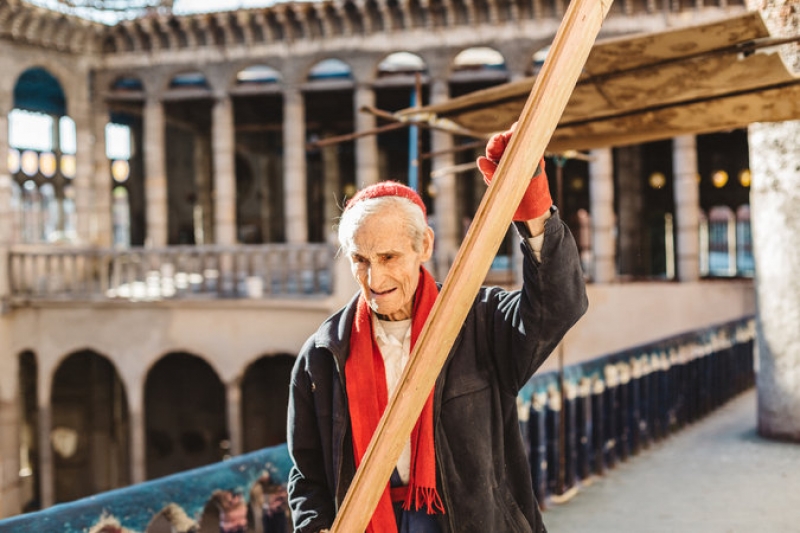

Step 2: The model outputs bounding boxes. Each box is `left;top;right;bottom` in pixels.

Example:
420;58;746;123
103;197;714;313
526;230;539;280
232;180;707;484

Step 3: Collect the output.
329;0;613;531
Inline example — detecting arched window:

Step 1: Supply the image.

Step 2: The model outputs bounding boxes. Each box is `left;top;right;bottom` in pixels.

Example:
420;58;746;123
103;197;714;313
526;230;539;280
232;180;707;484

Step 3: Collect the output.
451;46;508;83
9;68;76;243
106;75;145;246
307;58;353;81
236;64;281;86
377;52;427;79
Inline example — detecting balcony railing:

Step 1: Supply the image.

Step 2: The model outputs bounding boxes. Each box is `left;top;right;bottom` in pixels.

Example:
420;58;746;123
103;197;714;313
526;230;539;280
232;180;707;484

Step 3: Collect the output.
0;316;755;532
7;244;337;303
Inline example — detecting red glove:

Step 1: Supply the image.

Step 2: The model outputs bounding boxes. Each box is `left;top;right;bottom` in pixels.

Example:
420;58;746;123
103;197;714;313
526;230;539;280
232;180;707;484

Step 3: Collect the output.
476;123;552;221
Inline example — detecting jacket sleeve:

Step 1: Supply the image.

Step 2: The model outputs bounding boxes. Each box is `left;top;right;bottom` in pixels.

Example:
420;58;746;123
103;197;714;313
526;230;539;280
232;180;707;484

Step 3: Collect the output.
478;208;588;393
287;337;336;533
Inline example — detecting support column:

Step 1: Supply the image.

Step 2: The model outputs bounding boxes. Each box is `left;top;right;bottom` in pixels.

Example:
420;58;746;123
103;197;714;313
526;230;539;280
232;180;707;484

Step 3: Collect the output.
615;146;644;277
321;139;342;243
92;109;112;247
213;94;237;246
0;113;15;246
672;135;700;282
747;0;800;441
226;380;242;457
0;379;21;516
283;87;308;244
73;112;95;244
354;84;379;189
37;403;53;508
143;97;168;247
128;408;147;484
589;147;616;283
429;79;459;281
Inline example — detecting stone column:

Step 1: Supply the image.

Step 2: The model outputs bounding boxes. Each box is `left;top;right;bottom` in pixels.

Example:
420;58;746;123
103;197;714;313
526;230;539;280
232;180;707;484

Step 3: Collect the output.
354;84;379;189
72;112;95;244
143;96;168;247
213;94;237;246
589;147;616;283
0;112;15;246
0;380;21;516
283;87;307;244
672;135;700;282
92;109;112;247
321;139;342;243
37;402;53;508
615;146;644;277
226;380;242;457
194;134;213;245
129;390;146;484
746;0;800;441
429;79;459;281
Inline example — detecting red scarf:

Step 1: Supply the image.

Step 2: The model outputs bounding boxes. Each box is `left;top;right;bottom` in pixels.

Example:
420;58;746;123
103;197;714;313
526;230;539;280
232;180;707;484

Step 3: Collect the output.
345;266;445;533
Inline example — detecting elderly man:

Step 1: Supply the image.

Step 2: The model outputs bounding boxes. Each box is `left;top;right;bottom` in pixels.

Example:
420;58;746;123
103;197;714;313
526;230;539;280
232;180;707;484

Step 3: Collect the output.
287;126;588;533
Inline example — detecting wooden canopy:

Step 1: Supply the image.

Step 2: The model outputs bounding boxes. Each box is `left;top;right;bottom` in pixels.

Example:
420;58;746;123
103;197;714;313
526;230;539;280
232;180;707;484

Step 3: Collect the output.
396;11;800;152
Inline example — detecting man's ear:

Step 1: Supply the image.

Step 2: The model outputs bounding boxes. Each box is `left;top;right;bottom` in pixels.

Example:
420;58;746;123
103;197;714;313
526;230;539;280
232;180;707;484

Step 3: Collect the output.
421;227;435;262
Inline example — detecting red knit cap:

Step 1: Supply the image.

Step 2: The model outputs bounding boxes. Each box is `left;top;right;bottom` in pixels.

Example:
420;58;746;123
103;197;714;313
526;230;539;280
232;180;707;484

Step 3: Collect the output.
344;181;427;218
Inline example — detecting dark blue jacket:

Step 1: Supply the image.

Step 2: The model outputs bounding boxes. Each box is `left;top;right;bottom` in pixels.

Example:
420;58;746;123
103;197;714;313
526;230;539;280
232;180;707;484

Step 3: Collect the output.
287;212;588;533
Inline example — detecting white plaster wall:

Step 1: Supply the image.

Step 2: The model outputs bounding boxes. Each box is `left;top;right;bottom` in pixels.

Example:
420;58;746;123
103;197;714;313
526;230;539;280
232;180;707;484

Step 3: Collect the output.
4;278;755;397
545;279;756;373
8;300;337;406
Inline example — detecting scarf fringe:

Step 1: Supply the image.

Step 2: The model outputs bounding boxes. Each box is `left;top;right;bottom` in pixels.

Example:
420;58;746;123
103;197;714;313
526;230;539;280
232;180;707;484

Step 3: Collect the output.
403;487;446;515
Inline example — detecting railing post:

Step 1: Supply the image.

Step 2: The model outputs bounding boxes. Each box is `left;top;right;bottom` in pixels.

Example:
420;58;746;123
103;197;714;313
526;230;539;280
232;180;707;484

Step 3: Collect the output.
576;377;593;482
616;362;631;461
529;390;549;503
545;387;562;496
602;363;618;469
562;379;577;492
590;378;606;476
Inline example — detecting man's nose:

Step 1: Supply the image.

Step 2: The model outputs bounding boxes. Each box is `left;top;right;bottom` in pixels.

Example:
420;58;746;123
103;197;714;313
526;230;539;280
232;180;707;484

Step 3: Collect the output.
367;263;385;287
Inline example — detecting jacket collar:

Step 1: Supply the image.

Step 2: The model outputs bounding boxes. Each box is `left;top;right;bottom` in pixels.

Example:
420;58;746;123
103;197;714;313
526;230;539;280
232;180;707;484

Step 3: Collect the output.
314;291;361;370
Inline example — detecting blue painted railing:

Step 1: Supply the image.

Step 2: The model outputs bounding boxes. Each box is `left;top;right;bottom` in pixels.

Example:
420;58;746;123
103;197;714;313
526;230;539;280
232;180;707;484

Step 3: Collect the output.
0;445;293;533
519;316;755;503
0;317;754;531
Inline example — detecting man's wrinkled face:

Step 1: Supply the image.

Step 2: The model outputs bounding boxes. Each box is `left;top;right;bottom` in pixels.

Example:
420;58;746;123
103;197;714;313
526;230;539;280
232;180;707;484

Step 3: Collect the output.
348;204;433;321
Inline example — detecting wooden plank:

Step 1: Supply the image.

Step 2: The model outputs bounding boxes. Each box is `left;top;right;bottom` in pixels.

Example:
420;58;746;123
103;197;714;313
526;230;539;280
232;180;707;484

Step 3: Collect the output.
328;0;613;531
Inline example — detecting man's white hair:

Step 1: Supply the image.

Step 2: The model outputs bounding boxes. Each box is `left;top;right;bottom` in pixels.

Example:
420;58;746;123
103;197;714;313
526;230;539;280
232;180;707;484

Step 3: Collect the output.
337;195;428;255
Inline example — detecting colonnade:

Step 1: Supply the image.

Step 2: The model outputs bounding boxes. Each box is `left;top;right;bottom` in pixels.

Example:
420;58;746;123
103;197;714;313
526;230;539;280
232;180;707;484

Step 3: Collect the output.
0;76;709;283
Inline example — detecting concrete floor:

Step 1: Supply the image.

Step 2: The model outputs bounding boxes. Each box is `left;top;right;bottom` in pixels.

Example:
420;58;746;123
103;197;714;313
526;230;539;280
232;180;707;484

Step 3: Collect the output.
541;389;800;533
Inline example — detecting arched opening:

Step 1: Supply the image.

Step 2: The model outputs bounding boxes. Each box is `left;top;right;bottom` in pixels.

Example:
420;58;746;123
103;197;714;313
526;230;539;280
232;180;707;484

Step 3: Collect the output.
374;52;431;206
236;64;281;87
9;67;77;243
145;352;227;479
232;65;284;243
106;76;146;246
241;354;295;452
448;47;512;276
305;59;355;243
165;71;214;245
50;350;130;503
